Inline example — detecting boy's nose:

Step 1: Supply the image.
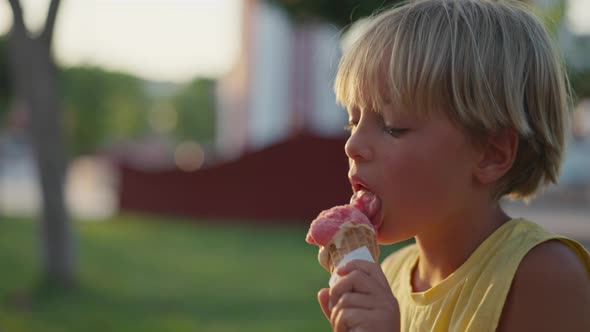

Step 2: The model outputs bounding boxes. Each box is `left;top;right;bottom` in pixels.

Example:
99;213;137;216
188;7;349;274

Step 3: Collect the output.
345;130;373;162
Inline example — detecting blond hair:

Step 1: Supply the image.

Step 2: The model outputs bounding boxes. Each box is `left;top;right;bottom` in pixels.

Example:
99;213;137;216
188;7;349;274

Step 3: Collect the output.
334;0;571;199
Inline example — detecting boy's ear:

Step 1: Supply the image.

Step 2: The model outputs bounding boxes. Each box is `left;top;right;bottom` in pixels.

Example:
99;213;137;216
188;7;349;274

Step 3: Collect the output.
473;128;519;185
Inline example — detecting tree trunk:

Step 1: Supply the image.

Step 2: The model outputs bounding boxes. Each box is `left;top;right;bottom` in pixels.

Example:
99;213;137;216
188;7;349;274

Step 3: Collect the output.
7;0;75;287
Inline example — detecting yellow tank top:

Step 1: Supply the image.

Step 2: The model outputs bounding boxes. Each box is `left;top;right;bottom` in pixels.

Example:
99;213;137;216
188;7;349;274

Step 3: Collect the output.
381;218;590;332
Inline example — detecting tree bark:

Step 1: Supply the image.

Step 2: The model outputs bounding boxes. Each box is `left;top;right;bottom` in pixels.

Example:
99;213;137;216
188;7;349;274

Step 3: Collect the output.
7;0;75;287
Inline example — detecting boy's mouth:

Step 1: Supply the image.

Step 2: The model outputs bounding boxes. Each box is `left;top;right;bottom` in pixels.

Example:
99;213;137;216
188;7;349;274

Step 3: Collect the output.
349;183;383;231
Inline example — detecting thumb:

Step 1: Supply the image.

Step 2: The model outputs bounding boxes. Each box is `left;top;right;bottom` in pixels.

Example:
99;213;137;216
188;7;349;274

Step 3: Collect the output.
317;288;331;320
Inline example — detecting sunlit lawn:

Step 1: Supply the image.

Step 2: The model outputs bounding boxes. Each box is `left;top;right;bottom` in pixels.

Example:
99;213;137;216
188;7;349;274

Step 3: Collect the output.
0;214;409;332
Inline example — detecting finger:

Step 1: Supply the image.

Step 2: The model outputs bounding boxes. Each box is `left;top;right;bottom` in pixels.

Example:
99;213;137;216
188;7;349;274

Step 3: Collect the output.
317;288;331;320
333;292;376;311
337;260;390;289
329;270;379;307
331;307;366;332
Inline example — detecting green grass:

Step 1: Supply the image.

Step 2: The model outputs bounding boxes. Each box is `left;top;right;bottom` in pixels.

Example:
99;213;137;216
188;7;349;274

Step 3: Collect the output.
0;214;411;332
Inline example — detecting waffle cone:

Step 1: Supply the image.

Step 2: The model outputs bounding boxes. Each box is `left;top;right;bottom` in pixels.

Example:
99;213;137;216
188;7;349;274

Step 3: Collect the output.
327;227;379;272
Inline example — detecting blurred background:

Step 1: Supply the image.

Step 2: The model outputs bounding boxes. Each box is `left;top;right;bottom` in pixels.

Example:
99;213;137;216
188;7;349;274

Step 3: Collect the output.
0;0;588;331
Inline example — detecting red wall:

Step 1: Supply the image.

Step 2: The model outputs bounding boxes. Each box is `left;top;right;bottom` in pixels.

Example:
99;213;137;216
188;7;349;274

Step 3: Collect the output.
118;134;352;223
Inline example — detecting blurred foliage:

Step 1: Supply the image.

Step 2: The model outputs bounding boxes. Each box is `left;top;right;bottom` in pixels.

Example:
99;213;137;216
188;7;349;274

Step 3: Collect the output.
569;68;590;101
170;78;216;144
59;67;149;156
269;0;561;29
532;0;566;36
58;68;216;157
267;0;404;27
1;32;217;157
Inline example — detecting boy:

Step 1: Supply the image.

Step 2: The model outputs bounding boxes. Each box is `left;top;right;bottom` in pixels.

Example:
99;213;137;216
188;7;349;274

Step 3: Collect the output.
315;0;590;331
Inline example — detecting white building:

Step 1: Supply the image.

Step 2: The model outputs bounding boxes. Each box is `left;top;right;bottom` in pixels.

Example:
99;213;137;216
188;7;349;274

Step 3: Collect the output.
215;0;347;160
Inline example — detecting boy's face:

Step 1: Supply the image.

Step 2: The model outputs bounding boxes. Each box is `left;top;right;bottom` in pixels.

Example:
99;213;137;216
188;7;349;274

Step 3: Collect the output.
345;104;482;244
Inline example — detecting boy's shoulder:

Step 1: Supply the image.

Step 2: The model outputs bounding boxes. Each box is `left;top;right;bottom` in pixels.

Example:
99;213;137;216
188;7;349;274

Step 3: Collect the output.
497;240;590;331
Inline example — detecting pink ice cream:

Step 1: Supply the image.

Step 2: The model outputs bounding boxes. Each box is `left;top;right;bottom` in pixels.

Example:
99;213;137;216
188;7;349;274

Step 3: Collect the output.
305;190;381;271
305;205;372;246
305;190;380;246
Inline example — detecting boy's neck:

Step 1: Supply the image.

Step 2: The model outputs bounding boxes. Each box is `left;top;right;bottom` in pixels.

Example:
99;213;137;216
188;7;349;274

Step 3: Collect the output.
412;203;510;292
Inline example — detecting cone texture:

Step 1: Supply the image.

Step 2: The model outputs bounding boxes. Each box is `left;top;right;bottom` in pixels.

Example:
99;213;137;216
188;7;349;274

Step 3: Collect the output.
328;227;379;272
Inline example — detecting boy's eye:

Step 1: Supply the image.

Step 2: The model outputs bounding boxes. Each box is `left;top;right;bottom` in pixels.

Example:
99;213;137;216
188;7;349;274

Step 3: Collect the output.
385;127;409;138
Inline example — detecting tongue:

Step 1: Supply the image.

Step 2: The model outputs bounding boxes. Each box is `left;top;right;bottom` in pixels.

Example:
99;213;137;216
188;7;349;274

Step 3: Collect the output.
350;190;380;224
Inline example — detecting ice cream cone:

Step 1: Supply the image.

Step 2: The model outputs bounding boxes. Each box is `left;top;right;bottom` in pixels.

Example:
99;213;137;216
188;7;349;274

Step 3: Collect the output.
327;226;379;272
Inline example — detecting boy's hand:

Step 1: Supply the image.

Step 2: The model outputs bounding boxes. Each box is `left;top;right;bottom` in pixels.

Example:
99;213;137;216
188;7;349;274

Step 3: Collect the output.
317;260;400;332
